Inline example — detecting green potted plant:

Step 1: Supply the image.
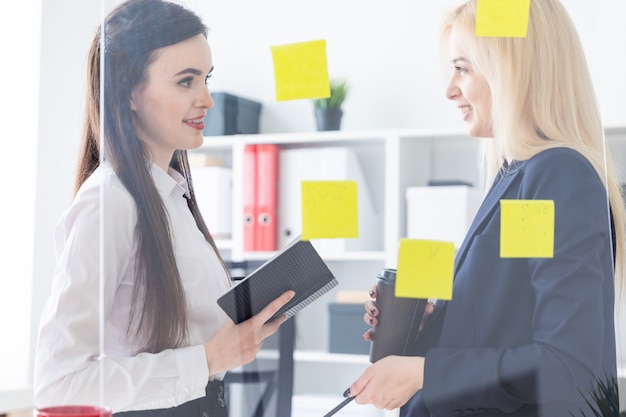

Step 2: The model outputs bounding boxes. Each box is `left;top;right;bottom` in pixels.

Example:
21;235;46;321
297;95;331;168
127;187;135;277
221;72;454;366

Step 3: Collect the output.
573;373;622;417
313;78;349;131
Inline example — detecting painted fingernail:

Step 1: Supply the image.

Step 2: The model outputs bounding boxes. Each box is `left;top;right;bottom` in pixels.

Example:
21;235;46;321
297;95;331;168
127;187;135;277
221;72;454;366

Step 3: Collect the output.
343;388;351;398
369;290;375;297
369;318;374;325
370;308;376;315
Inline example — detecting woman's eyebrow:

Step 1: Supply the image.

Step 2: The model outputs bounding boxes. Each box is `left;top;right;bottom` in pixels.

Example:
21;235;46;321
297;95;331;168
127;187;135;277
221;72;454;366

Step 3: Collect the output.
450;57;468;65
174;68;203;76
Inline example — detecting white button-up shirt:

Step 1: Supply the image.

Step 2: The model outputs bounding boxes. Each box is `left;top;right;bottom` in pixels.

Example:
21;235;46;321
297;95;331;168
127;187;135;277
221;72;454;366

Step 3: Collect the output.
34;161;231;412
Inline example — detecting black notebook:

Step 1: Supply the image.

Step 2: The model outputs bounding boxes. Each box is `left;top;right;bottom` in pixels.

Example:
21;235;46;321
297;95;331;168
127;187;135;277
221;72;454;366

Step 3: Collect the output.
217;237;338;324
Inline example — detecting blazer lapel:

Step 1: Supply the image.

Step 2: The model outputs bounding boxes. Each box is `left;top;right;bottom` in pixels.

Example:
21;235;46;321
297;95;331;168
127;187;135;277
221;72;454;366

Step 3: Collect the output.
453;167;523;275
424;164;524;330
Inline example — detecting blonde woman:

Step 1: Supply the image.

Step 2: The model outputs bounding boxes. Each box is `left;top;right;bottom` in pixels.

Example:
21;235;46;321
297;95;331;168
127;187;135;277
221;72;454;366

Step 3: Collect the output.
350;1;626;416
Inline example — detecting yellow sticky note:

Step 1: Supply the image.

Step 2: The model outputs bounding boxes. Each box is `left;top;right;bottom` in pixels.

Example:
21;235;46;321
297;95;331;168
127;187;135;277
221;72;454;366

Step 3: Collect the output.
500;199;554;258
301;181;358;240
271;39;331;101
476;0;531;38
396;239;454;300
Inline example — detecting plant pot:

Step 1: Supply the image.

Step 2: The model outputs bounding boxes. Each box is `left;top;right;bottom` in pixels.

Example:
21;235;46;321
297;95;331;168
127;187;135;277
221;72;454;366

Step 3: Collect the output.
315;108;343;131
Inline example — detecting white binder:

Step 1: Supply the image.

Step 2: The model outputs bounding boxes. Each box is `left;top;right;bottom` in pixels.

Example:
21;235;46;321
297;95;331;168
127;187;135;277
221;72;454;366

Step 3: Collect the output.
191;165;233;239
406;185;482;249
277;147;381;253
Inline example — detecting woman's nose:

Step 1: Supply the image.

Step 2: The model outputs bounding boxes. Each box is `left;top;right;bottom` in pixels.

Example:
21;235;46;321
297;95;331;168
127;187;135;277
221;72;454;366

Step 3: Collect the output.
446;80;460;101
198;87;214;110
445;72;461;101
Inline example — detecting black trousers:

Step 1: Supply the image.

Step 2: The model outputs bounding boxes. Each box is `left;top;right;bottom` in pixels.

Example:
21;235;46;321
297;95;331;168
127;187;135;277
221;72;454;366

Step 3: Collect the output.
114;381;228;417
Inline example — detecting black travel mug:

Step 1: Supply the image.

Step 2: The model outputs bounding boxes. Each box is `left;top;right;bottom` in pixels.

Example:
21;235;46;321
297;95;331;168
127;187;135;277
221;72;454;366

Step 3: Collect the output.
369;268;428;363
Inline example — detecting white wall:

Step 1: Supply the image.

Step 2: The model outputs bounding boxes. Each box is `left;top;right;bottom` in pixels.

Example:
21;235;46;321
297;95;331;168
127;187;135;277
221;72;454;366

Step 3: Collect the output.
186;0;464;133
26;0;626;392
183;0;626;132
0;0;41;395
28;0;105;384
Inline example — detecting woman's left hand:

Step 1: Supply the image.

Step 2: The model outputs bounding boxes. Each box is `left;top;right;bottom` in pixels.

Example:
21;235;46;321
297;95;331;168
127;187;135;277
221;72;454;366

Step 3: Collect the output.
347;355;425;410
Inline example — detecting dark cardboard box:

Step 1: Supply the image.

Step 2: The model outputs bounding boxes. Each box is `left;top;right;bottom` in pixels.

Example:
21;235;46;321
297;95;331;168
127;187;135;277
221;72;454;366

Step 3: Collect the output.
328;303;371;355
203;92;261;136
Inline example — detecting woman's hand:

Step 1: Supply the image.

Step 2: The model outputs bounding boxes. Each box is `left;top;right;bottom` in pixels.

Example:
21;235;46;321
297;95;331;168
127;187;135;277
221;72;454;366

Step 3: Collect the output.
362;284;379;341
203;290;295;376
362;284;436;341
347;355;425;410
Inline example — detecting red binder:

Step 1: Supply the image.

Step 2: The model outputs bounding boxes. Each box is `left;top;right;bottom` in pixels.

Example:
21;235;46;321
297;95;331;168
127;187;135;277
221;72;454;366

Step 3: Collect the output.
255;144;279;251
243;144;257;251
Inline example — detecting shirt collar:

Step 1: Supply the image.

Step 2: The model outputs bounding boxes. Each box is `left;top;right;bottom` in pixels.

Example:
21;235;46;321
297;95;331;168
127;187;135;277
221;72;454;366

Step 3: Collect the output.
501;159;524;176
148;161;190;200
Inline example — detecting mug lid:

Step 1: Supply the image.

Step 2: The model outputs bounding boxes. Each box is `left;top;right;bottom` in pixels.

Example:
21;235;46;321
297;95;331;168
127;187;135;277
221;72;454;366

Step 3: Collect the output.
377;268;397;284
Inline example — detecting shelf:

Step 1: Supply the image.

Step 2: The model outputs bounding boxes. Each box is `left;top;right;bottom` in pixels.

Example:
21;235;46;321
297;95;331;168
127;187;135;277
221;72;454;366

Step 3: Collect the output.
197;125;626;149
199;127;471;148
238;249;385;262
295;350;371;364
257;349;371;365
317;251;386;262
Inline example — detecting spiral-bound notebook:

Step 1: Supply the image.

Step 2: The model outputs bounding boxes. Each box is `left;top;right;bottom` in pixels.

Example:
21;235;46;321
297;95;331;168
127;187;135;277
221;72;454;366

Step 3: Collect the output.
217;237;338;324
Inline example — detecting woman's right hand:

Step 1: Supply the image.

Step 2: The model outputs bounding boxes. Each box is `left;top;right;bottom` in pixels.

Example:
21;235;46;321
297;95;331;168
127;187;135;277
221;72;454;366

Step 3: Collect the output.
203;290;295;376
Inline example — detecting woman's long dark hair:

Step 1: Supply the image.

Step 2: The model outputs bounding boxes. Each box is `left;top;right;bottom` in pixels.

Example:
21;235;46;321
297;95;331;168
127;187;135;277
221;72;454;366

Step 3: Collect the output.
76;0;228;354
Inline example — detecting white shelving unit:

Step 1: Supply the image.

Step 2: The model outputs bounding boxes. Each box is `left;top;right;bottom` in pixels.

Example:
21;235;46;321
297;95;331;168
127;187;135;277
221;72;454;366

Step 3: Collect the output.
194;126;626;416
194;128;478;417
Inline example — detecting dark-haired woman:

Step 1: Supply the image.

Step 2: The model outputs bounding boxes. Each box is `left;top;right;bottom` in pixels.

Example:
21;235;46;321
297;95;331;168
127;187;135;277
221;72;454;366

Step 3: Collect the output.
33;1;293;415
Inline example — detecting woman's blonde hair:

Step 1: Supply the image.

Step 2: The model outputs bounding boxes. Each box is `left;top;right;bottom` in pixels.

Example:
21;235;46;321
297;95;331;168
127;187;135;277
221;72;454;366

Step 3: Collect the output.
440;0;625;293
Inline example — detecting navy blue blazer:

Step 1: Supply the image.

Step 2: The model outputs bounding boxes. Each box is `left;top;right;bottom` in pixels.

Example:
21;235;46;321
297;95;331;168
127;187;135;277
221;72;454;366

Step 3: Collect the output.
401;147;617;417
